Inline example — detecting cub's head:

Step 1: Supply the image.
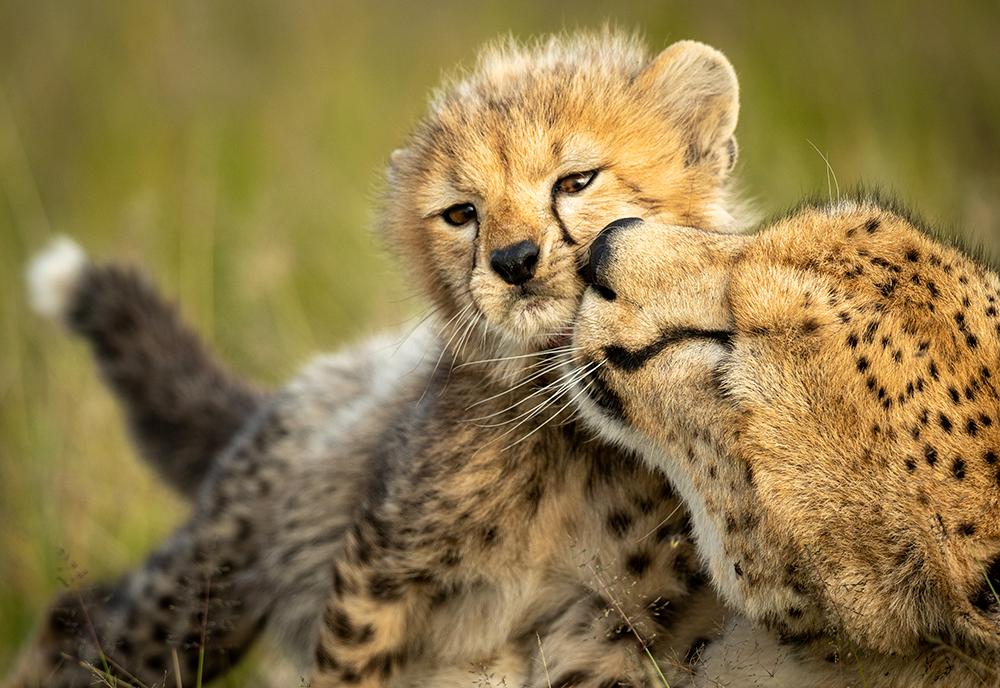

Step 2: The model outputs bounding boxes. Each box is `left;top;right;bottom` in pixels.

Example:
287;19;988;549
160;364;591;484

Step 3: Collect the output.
569;201;1000;662
381;31;742;368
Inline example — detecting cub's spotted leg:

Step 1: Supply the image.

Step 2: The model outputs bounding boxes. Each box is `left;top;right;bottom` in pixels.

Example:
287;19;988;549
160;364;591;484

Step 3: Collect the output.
3;411;285;688
310;529;426;688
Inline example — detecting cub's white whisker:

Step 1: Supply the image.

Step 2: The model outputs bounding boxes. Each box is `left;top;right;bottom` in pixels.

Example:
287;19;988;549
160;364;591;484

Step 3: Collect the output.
464;357;572;413
451;311;482;371
455;345;578;369
465;354;584;421
420;303;475;402
481;360;599;435
501;374;599;451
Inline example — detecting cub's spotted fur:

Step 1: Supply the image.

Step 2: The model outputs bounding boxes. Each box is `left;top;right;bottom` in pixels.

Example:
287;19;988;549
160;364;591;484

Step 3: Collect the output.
569;197;1000;686
8;32;746;687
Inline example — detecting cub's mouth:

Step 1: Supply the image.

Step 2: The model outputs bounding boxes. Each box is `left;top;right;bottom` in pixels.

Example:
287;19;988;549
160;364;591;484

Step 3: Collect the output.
474;285;581;353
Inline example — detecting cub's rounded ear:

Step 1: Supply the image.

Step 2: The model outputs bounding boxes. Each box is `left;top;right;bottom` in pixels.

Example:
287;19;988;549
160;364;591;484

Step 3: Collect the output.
390;148;408;168
641;40;740;175
387;147;410;183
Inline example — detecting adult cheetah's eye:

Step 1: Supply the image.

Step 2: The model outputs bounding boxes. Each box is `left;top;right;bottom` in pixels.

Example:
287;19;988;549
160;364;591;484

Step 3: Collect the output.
555;170;598;195
442;203;477;227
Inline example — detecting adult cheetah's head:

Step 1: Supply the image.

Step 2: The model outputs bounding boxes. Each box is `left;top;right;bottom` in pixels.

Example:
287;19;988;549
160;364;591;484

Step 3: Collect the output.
567;198;1000;659
379;30;742;373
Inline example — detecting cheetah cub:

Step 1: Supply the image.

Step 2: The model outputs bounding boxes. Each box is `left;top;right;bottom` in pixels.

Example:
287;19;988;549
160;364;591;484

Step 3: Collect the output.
568;198;1000;686
10;32;746;688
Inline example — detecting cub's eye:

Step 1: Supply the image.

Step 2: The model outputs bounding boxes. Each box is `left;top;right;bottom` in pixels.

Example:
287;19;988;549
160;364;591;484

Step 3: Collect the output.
555;170;598;195
442;203;477;227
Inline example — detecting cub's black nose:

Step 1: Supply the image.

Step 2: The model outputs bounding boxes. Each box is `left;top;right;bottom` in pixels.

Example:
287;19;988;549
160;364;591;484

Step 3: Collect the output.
490;239;540;285
586;218;643;300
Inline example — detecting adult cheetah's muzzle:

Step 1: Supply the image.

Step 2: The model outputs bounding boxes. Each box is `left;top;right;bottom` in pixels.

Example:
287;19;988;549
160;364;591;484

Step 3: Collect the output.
581;217;645;300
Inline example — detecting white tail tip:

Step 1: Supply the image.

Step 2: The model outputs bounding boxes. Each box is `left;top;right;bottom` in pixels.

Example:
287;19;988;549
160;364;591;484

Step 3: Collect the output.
27;236;88;320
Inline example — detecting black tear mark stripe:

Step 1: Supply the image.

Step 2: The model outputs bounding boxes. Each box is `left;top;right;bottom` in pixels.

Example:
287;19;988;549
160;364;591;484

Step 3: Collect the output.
604;328;734;371
550;190;577;246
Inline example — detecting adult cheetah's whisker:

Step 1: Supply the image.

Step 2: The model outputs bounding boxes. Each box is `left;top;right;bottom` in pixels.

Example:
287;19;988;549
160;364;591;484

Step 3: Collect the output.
467;354;585;423
455;345;578;369
483;360;599;438
501;373;599;451
465;356;573;413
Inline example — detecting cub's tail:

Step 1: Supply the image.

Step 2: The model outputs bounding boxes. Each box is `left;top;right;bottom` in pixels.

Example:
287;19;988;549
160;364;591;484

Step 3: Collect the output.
27;236;265;496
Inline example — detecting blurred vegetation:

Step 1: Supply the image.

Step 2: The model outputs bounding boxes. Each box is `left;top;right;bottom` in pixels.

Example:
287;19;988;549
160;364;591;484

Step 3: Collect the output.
0;0;997;680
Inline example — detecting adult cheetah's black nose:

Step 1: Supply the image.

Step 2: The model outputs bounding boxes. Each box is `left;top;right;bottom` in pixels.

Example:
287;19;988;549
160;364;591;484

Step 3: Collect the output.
584;217;644;300
490;239;540;285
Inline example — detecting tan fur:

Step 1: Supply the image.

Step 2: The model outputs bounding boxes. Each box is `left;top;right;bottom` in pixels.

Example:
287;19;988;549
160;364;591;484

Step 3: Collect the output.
568;198;1000;686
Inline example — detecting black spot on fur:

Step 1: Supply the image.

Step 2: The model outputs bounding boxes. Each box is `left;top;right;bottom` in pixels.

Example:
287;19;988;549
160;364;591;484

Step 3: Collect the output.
366;649;408;678
952;457;966;480
647;596;678;629
925;444;939;467
369;573;403;601
606;510;633;538
625;552;652;577
958;522;977;537
865;217;880;233
315;646;339;670
552;670;593;687
326;608;372;644
940;413;954;433
151;622;170;643
481;526;499;547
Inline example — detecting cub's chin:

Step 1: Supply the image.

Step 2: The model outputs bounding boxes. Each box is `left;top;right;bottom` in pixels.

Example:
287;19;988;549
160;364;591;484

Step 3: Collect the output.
480;293;579;354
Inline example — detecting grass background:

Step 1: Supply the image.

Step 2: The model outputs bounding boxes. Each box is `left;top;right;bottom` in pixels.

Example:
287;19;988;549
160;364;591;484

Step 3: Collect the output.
1;0;998;681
